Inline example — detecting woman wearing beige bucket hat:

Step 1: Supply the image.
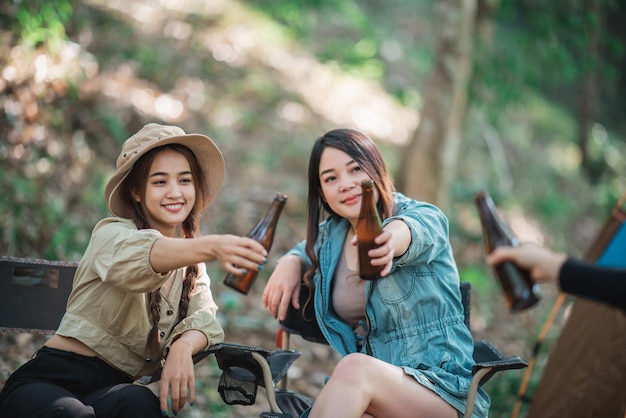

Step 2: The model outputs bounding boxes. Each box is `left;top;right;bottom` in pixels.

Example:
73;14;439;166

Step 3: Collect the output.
0;123;269;418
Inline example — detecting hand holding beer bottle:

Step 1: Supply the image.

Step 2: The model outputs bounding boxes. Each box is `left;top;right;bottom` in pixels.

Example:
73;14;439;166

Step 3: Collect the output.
475;191;540;312
224;193;287;294
356;179;384;281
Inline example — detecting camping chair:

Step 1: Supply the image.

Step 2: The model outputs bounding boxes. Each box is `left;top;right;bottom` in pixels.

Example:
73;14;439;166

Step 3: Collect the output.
0;256;291;416
270;281;529;418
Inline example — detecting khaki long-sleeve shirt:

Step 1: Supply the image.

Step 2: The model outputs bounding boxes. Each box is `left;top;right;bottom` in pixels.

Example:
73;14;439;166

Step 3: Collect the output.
56;217;225;378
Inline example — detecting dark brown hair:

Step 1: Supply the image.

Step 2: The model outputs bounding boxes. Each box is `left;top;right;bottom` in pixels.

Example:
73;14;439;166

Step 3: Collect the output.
118;143;206;360
303;129;395;293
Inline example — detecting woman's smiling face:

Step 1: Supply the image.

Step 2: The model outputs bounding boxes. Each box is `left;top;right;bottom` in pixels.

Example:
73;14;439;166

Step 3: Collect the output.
137;148;196;237
319;146;375;226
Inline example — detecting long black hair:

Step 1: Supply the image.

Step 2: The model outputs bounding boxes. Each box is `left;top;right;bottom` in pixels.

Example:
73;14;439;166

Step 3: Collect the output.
303;128;395;288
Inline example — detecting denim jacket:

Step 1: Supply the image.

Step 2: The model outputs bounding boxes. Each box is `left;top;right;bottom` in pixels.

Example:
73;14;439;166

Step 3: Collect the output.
288;193;490;417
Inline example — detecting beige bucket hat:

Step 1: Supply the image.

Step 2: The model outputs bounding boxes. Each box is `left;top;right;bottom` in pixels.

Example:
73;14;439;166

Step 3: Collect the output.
104;123;225;218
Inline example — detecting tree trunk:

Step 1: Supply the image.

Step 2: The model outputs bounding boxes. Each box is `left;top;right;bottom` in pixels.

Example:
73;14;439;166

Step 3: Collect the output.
578;0;600;181
400;0;477;208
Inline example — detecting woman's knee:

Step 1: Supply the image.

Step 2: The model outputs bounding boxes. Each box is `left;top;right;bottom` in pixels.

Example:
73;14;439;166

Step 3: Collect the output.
1;381;94;418
331;353;374;383
49;399;95;418
90;384;160;418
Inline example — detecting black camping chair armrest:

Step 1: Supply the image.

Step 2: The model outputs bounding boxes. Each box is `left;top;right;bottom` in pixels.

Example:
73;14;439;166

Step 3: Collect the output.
214;343;287;413
464;340;528;418
472;339;528;384
270;349;302;385
209;343;284;412
210;343;271;383
472;355;529;381
137;342;271;384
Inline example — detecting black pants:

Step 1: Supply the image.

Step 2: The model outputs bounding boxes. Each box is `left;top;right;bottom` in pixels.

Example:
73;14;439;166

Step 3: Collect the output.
0;346;162;418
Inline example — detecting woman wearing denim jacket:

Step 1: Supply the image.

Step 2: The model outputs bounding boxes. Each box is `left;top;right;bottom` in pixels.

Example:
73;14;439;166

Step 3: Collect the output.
263;129;489;418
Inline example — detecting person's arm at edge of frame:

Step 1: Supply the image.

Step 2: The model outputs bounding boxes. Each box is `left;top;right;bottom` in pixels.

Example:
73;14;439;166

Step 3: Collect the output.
488;242;626;311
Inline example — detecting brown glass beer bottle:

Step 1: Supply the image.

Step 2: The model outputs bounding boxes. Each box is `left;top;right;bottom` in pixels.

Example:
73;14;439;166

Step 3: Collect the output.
475;191;540;312
357;179;384;281
224;193;287;294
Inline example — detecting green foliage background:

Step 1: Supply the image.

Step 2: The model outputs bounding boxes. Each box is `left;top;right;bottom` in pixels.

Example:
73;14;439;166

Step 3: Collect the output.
1;0;625;417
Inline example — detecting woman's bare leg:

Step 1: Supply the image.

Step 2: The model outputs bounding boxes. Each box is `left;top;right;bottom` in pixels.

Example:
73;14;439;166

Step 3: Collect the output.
308;353;458;418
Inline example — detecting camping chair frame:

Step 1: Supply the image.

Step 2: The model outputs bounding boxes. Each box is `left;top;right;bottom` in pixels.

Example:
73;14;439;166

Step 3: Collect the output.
0;260;526;418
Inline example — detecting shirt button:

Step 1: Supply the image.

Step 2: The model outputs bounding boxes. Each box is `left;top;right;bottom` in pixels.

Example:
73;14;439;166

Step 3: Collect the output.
166;309;174;316
159;329;166;337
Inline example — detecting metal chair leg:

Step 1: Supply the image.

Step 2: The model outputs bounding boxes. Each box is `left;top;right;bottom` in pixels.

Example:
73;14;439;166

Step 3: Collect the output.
464;367;492;417
252;352;283;414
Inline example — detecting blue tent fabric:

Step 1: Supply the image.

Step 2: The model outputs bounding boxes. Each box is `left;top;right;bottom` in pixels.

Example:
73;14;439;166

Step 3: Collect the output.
597;220;626;268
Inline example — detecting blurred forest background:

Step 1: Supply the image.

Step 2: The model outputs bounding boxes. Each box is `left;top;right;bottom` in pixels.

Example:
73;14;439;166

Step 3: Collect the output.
1;0;625;417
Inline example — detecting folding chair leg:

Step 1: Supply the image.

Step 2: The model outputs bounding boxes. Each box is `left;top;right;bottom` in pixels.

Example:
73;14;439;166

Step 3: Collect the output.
464;367;492;418
277;329;291;390
252;352;283;414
